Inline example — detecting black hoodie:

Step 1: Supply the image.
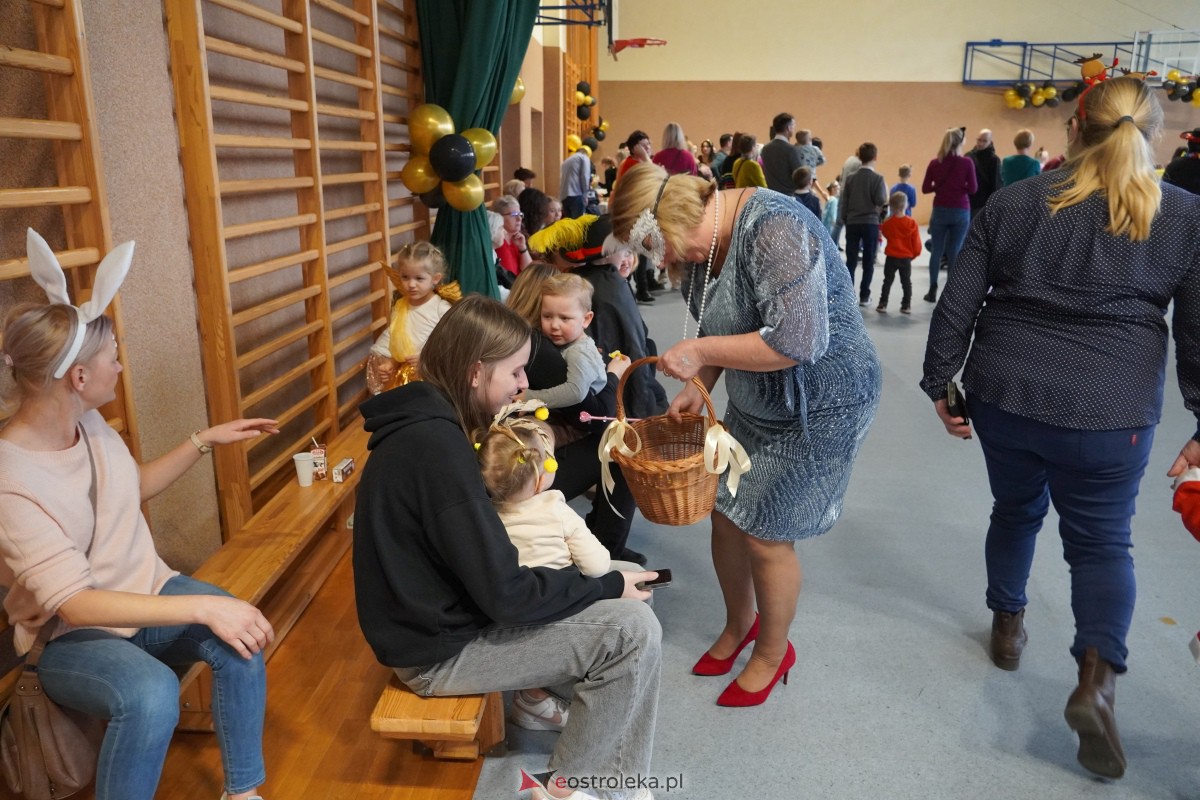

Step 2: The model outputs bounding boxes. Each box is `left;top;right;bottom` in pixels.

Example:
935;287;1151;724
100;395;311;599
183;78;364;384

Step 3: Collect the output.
353;382;625;668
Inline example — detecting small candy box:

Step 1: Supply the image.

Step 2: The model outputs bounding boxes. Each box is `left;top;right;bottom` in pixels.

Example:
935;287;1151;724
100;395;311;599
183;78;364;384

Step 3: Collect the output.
311;443;328;481
332;456;355;483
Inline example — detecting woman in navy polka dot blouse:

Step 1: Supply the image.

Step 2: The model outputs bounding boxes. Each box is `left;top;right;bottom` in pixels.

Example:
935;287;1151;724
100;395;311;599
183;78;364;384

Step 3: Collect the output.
921;76;1200;781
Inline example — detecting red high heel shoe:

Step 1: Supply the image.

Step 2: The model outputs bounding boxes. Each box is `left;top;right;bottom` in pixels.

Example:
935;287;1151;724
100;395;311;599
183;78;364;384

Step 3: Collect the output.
716;641;796;707
692;615;760;676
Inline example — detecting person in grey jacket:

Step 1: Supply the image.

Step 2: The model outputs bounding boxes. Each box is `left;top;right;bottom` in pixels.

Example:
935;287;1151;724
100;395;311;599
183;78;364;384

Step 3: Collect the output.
837;142;888;305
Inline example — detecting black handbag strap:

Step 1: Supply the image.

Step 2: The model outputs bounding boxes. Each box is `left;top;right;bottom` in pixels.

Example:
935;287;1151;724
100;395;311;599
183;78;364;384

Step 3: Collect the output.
23;424;99;670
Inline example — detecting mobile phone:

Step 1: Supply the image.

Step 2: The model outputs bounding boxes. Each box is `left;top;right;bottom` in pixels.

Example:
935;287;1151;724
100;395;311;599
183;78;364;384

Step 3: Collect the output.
946;380;969;422
639;569;672;590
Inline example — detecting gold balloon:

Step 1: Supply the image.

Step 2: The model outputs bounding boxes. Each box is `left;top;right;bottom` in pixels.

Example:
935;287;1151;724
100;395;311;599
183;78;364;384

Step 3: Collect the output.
461;128;498;170
1192;92;1200;107
510;76;526;105
599;119;609;132
409;103;454;155
1042;85;1057;99
1003;88;1018;100
1012;98;1026;109
574;90;586;105
584;95;594;106
566;133;582;152
1031;93;1045;107
443;174;484;212
1167;69;1183;83
400;155;441;194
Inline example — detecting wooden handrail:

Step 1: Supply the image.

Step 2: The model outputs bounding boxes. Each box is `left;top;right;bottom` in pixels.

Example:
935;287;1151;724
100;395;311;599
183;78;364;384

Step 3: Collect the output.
227;249;320;284
210;84;309;112
328;260;380;289
312;0;368;25
219;175;314;195
315;102;374;120
236;320;325;370
204;36;305;73
379;54;418;73
333;324;375;355
224;213;318;240
0;186;90;209
0;45;73;75
310;28;372;58
213;133;312;150
322;171;377;186
240;354;326;411
231;285;322;327
0;117;82;140
377;23;417;48
207;0;303;33
0;247;99;281
376;0;413;22
313;65;373;90
243;388;329;451
331;289;385;322
324;201;381;222
387;220;424;237
326;231;382;256
379;84;411;99
319;139;377;152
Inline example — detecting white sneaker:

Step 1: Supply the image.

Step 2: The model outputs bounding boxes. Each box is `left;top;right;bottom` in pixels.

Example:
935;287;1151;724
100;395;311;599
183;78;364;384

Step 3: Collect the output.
511;690;569;731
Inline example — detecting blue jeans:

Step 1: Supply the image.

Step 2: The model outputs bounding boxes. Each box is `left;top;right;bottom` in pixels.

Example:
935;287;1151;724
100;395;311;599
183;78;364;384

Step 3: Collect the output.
844;223;879;302
38;576;267;799
971;400;1154;672
927;206;970;289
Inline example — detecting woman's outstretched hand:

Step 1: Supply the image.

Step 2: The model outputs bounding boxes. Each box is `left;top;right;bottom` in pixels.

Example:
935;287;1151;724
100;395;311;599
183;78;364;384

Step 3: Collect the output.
934;398;972;439
199;418;280;448
200;596;275;659
1167;438;1200;479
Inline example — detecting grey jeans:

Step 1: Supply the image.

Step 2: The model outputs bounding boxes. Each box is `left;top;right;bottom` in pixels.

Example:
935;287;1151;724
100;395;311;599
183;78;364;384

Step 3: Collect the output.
396;599;661;783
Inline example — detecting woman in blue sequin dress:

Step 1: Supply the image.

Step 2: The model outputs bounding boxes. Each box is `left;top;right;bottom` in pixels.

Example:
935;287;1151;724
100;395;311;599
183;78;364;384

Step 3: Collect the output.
610;163;881;706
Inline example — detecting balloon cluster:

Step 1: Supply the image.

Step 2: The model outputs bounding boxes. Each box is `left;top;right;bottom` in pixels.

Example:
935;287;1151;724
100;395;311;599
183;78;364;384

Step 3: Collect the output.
400;104;497;212
589;117;610;144
1002;81;1060;110
1162;69;1200;106
574;81;597;121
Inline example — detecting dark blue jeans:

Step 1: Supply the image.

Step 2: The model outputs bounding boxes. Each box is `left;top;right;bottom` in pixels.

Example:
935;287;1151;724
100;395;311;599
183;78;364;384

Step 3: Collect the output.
927;206;970;290
972;400;1154;672
562;195;585;219
844;222;879;302
38;576;267;799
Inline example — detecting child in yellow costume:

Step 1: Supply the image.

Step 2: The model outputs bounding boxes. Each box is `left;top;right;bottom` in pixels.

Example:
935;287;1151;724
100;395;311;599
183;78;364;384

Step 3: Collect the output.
365;241;460;394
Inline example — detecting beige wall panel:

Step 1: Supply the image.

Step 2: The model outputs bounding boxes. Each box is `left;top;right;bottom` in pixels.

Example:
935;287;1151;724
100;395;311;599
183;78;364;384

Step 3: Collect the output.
601;80;1198;225
600;0;1200;82
82;0;217;571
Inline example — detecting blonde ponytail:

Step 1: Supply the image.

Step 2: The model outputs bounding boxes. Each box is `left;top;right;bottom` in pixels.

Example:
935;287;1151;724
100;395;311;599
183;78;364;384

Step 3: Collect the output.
1048;77;1163;241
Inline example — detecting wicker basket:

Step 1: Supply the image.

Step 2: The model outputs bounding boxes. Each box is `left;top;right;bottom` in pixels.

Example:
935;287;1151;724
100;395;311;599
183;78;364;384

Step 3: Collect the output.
609;356;721;526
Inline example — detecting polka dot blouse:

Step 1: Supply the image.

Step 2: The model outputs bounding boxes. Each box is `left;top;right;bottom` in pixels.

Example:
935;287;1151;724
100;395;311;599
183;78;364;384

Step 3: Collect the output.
921;170;1200;434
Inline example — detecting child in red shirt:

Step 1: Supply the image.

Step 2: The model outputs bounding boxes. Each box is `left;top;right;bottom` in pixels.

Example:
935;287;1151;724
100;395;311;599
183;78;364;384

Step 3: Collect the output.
878;191;923;314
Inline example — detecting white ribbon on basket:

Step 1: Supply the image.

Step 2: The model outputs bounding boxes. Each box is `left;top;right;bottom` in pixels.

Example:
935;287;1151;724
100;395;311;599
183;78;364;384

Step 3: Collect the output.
598;419;642;516
704;424;753;497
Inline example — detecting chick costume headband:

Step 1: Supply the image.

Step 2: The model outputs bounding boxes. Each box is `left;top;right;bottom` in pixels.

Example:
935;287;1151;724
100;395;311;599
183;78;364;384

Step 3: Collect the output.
479;399;558;474
25;228;134;379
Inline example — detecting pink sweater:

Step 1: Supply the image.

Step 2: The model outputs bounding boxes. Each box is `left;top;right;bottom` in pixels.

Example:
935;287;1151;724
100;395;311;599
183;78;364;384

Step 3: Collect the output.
0;410;177;654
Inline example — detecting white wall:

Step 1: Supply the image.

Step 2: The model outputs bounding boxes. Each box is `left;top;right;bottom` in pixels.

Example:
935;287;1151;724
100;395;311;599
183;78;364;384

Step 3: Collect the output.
600;0;1200;82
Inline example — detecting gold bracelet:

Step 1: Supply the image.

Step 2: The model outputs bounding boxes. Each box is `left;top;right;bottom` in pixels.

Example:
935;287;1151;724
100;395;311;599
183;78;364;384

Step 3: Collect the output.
190;430;212;455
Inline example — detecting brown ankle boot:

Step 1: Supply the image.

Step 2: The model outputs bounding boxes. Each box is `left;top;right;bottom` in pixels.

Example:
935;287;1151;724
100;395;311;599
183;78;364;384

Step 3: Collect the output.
989;609;1027;670
1064;647;1126;779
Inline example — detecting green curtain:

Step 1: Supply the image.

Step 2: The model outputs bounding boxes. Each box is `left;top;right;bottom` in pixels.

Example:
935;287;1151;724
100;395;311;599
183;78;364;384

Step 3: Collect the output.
415;0;539;298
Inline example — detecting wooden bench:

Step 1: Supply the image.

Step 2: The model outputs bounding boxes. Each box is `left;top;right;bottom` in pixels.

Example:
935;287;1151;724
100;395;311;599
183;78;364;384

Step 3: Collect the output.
175;420;371;729
370;677;505;761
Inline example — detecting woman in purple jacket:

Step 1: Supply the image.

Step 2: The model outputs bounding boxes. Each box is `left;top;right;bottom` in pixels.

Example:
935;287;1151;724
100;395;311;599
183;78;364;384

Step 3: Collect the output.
921;128;977;302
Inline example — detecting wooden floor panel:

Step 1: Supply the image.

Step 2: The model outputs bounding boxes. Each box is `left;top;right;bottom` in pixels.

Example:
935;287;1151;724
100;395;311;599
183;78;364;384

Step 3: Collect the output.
135;551;481;800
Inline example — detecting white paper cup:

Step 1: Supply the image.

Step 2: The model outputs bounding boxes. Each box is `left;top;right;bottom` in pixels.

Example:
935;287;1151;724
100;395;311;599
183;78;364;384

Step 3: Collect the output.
293;452;315;487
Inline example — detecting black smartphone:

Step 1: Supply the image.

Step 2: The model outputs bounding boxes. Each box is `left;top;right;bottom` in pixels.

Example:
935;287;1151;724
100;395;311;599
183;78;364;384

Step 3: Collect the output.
639;569;672;590
946;380;969;422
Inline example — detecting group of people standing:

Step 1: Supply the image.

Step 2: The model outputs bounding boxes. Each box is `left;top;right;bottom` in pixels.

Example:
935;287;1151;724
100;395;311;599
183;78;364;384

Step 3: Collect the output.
5;74;1200;800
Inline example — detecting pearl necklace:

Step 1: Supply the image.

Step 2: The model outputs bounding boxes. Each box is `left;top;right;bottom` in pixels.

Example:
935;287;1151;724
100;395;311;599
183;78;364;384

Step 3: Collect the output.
683;191;720;341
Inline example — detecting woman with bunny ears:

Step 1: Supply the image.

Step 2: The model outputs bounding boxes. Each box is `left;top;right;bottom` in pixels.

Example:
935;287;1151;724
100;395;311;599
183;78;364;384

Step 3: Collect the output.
0;230;279;800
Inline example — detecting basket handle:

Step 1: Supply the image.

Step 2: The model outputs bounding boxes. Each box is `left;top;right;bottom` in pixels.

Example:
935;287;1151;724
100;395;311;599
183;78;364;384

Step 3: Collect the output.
615;356;717;425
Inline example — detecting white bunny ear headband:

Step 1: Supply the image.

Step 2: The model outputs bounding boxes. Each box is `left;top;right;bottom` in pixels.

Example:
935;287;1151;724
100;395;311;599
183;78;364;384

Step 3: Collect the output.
25;228;134;379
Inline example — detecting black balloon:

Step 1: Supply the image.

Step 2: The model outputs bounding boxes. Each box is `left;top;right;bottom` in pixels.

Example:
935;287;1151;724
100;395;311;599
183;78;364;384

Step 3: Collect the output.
419;185;445;209
1061;87;1078;101
582;136;600;151
1045;96;1061;107
592;128;606;141
429;134;476;182
576;105;592;120
1017;83;1033;98
576;81;591;94
1163;80;1177;92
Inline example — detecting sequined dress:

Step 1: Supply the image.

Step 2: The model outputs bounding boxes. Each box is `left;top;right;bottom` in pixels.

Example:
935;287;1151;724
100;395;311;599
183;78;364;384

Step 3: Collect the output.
691;190;881;540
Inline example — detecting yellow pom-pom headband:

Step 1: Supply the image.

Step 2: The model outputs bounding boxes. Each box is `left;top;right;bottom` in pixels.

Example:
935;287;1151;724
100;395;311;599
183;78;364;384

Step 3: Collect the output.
486;400;557;473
